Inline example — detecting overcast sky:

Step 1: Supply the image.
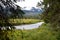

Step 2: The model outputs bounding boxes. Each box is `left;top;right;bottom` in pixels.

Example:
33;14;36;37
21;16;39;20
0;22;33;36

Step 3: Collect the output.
15;0;43;10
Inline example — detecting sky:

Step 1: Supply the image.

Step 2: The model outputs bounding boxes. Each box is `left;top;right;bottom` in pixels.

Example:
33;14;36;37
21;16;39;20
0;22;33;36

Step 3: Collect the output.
15;0;43;10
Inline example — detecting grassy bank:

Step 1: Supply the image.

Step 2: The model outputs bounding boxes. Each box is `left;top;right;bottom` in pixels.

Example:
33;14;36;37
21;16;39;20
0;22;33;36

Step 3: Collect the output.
9;19;41;25
5;23;57;40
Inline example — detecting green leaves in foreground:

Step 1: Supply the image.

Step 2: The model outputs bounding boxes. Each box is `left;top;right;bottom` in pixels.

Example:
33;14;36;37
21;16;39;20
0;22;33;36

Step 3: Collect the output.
1;23;57;40
42;0;60;30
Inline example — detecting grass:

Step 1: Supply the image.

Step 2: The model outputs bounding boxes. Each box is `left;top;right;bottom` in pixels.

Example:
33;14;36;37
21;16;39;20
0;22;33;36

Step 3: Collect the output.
6;23;57;40
9;19;41;25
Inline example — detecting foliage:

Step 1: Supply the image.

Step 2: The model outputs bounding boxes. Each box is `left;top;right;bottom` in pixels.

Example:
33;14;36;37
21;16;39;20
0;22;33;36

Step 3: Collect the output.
3;23;57;40
41;0;60;40
0;0;25;40
0;0;25;29
41;0;60;30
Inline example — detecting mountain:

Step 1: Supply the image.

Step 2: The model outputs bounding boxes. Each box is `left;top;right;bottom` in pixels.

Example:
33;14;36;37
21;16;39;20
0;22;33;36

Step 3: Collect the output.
22;7;43;19
22;7;43;14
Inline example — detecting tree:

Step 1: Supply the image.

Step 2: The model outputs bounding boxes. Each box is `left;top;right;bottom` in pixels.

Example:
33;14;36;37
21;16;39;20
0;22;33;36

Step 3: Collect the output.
0;0;25;30
38;0;60;40
0;0;25;40
41;0;60;31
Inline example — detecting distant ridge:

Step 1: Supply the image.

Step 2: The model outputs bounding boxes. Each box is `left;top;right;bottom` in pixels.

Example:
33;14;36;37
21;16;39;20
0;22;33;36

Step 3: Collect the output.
22;7;43;14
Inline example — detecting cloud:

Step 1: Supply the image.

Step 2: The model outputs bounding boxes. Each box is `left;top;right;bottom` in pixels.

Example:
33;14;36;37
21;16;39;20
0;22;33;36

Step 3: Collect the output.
15;0;43;10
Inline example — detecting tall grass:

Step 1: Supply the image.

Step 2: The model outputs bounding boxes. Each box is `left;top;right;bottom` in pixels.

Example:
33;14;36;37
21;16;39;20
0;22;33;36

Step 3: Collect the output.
9;19;41;25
